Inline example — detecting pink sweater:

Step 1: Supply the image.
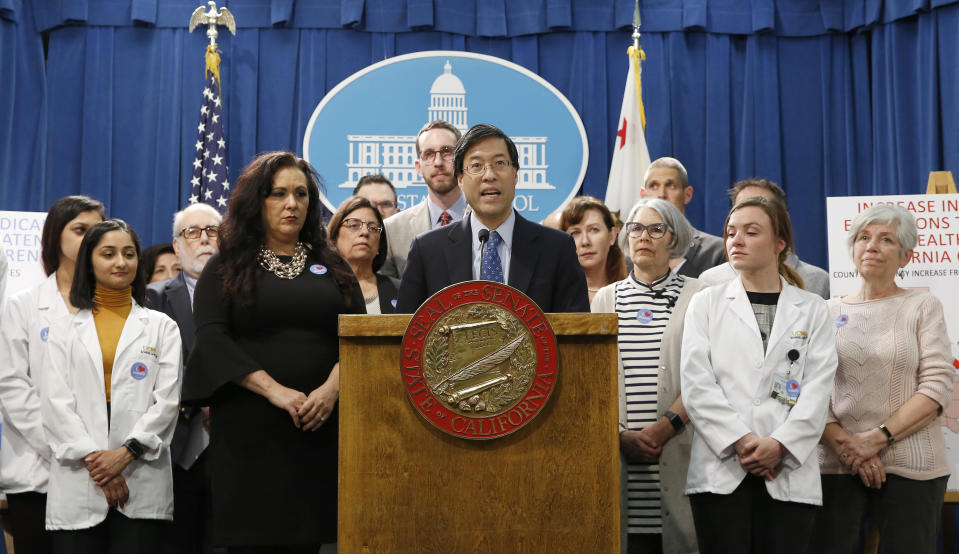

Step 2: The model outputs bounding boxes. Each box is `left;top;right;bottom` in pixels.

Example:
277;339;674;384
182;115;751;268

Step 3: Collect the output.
820;290;954;480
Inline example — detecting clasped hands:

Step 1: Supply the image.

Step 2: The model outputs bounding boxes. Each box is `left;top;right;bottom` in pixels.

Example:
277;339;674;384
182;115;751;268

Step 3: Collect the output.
620;418;676;464
835;429;886;489
84;448;134;508
268;381;337;431
735;433;784;481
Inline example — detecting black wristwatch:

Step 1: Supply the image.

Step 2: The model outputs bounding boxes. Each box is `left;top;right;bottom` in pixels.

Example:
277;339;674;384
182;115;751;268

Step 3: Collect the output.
664;411;684;432
123;439;144;460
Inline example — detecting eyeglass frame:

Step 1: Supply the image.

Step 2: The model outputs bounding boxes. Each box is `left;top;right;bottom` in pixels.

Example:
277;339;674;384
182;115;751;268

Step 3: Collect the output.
178;225;219;240
462;159;514;176
419;146;454;166
340;218;383;234
625;222;670;239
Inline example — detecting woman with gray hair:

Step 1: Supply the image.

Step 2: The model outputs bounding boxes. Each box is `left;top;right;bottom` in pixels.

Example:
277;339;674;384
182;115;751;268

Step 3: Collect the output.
591;197;702;554
808;204;953;554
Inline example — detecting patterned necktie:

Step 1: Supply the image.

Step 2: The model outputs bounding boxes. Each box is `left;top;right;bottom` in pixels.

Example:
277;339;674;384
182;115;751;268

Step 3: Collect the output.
481;230;504;283
439;211;452;226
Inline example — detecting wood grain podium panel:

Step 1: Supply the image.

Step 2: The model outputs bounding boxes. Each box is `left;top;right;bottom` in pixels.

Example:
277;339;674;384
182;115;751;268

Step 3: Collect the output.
338;313;620;553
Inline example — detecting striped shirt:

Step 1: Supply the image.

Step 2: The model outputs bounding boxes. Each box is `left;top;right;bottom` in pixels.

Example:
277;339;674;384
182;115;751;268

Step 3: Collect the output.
615;271;684;534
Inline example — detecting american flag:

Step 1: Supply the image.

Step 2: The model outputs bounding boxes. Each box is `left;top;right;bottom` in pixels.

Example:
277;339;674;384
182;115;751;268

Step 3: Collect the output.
189;72;230;211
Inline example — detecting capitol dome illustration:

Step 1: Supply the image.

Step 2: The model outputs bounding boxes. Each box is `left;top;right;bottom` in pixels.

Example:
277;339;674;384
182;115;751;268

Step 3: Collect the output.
341;61;552;195
429;61;467;134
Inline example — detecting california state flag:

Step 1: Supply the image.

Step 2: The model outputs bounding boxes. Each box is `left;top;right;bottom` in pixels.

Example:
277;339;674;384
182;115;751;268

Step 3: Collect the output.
605;46;651;216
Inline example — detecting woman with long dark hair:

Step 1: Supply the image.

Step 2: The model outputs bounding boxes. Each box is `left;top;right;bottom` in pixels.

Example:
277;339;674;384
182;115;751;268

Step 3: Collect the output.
182;152;363;552
0;195;104;554
39;219;182;553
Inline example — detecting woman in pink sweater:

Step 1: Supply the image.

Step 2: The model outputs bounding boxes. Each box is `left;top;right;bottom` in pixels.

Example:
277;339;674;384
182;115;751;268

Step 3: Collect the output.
809;204;953;554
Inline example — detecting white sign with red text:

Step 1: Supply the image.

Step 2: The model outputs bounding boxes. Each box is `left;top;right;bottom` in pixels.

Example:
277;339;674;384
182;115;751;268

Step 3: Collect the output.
1;210;47;301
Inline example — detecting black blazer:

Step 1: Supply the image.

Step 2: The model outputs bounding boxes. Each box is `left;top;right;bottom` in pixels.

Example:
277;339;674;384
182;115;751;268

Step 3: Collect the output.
146;271;195;362
376;274;400;314
396;212;589;313
145;271;197;461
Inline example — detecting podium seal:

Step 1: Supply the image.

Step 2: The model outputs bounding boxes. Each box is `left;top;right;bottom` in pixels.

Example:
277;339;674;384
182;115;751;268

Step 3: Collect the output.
401;281;559;440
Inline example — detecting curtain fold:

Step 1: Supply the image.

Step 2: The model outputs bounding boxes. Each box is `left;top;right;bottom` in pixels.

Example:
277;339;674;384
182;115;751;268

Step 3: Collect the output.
30;0;959;34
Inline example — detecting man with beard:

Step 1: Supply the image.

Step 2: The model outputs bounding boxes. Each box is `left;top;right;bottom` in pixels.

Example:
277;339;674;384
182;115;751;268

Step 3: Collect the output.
380;120;466;279
146;202;220;554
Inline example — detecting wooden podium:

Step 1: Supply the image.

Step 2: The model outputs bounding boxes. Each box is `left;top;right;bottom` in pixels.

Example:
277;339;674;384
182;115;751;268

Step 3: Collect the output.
338;313;621;552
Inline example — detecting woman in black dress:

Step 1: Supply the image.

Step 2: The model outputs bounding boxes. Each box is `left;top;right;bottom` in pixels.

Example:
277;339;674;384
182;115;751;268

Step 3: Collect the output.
182;152;363;553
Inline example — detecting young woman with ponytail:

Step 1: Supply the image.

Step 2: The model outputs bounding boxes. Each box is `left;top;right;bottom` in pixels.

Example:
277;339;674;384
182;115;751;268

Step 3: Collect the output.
679;194;838;554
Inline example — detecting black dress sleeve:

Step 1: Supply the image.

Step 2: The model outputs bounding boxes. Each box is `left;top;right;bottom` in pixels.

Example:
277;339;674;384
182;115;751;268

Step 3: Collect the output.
181;254;262;405
376;274;400;314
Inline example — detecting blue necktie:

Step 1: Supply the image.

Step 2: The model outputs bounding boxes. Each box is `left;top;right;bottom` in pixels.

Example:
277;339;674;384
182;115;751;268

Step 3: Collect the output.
481;230;504;283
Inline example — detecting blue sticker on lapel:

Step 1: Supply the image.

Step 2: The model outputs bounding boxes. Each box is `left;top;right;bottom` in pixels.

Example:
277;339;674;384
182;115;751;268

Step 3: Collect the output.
391;299;397;308
834;314;849;328
130;362;148;380
636;309;654;324
40;327;49;342
309;264;327;275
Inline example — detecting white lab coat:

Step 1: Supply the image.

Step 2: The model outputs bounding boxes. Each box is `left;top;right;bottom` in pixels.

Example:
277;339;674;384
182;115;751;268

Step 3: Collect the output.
39;301;182;530
680;277;837;505
0;275;65;493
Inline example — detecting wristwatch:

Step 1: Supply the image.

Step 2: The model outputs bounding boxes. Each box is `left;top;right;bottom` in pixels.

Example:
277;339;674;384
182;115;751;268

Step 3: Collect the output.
878;423;895;446
664;411;684;432
123;439;144;459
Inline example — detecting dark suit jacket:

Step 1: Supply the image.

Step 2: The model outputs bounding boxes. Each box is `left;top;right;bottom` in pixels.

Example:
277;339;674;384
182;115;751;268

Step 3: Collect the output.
145;272;197;461
677;228;726;278
146;272;195;362
396;212;589;313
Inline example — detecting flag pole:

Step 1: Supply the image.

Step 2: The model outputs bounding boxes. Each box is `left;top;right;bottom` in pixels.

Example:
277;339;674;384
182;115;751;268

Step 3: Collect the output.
187;1;237;210
632;0;641;50
604;0;652;216
630;1;646;131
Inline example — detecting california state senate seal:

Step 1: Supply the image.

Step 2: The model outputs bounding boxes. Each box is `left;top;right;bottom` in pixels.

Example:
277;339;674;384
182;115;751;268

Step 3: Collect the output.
401;281;559;440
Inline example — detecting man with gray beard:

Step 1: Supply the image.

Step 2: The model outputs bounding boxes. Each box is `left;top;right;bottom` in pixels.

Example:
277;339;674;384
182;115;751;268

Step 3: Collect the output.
146;202;221;554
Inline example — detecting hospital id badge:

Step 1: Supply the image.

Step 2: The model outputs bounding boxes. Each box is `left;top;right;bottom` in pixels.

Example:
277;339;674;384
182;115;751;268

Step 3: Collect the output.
770;376;790;405
770;376;800;406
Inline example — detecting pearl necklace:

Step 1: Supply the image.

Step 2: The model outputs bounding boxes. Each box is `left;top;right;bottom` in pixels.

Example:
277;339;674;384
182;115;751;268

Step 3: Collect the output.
258;242;308;279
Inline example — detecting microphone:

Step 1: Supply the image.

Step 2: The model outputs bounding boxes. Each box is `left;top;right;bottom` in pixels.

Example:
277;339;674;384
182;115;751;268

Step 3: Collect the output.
478;229;490;276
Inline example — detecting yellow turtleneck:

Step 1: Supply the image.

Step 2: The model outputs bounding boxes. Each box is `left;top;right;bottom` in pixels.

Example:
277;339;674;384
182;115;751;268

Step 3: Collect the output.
93;285;132;402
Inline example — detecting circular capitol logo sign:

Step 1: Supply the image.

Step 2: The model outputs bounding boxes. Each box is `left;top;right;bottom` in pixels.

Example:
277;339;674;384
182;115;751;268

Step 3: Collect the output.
303;51;588;219
400;281;559;440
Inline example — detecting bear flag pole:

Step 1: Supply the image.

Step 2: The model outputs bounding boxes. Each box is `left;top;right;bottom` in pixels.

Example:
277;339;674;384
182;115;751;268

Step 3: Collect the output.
604;1;651;218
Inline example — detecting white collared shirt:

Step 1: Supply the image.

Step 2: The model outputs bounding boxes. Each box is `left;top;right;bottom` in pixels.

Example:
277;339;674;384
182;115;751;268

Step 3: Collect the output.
470;211;515;282
427;193;468;230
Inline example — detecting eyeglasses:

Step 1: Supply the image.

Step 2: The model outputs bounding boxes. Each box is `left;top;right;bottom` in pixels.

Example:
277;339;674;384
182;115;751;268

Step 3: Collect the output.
179;225;219;240
463;160;513;176
420;146;454;165
625;222;669;239
371;200;397;211
341;218;383;234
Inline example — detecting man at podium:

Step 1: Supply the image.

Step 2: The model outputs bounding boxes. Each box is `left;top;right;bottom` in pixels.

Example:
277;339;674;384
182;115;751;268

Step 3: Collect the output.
396;123;589;313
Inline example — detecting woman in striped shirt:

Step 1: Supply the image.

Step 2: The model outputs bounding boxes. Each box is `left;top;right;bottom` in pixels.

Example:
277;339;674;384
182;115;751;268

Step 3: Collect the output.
592;197;704;554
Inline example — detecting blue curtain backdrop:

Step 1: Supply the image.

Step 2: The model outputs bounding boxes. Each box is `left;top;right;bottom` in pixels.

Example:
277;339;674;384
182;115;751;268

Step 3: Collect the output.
2;0;959;269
